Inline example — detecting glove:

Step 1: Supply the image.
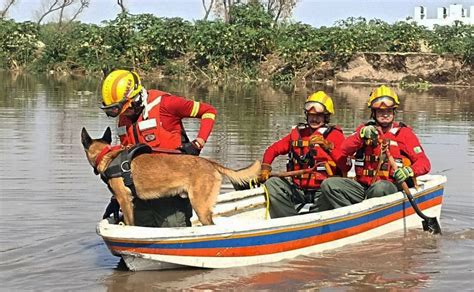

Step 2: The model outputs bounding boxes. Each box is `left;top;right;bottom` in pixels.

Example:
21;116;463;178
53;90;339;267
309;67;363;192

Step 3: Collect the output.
393;166;414;184
310;135;334;151
259;163;272;182
180;140;202;156
359;125;378;140
102;196;120;222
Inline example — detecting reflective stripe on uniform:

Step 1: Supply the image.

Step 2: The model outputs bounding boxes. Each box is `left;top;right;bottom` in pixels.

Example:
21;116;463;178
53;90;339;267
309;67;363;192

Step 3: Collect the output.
138;118;157;131
142;95;161;120
202;113;216;120
291;141;324;147
190;101;200;117
317;127;327;134
354;160;364;167
389;127;400;135
363;169;389;177
117;126;127;136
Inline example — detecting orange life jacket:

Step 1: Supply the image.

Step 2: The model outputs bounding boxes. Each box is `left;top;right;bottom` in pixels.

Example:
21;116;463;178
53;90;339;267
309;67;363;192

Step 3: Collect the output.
117;90;182;150
287;124;338;190
354;123;411;185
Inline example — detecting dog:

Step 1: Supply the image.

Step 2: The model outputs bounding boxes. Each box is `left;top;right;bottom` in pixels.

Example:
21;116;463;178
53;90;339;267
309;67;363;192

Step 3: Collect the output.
81;127;261;226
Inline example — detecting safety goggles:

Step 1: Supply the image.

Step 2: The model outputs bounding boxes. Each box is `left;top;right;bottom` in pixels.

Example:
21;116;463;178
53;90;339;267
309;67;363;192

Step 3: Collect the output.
304;101;326;114
370;96;395;109
100;98;131;117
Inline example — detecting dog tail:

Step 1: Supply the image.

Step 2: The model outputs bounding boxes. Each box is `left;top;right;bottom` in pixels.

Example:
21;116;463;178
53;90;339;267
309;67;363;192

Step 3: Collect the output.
211;160;261;186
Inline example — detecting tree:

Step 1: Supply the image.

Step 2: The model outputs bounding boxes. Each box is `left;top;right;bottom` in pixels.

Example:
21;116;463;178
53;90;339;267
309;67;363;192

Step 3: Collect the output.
265;0;299;23
0;0;18;19
117;0;127;14
35;0;89;25
210;0;298;24
201;0;215;21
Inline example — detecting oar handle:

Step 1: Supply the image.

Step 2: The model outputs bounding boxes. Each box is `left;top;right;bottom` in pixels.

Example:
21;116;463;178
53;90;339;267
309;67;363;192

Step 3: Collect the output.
387;152;435;223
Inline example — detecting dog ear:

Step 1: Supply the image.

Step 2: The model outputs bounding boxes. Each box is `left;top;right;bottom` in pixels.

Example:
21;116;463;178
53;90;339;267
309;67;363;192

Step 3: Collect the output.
81;127;92;150
102;127;112;144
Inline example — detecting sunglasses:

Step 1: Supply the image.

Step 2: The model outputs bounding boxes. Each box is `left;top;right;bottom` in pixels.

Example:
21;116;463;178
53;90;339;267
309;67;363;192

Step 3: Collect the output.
370;96;395;109
100;98;131;117
304;101;326;113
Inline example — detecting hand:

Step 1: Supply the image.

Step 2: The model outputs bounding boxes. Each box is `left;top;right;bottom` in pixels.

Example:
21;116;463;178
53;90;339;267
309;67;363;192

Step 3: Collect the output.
259;163;272;182
393;166;414;184
180;140;202;156
310;135;334;151
102;197;120;222
359;125;378;140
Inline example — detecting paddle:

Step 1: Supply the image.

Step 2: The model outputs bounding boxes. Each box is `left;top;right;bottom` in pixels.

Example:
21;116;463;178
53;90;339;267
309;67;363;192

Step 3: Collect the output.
386;150;441;234
232;165;319;191
269;165;317;178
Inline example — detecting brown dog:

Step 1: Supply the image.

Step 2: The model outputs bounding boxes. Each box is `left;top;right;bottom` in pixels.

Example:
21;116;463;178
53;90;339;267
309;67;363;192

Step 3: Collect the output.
81;127;261;226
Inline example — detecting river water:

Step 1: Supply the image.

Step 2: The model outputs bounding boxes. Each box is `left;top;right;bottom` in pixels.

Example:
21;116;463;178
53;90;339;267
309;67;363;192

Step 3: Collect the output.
0;71;472;291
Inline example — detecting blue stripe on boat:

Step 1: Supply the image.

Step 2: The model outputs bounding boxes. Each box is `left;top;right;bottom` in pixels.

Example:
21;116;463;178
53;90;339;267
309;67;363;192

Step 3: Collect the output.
107;188;443;249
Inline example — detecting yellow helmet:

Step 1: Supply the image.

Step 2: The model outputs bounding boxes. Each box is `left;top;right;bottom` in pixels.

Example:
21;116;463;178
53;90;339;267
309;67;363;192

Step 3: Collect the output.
367;85;400;109
304;91;334;115
101;69;143;106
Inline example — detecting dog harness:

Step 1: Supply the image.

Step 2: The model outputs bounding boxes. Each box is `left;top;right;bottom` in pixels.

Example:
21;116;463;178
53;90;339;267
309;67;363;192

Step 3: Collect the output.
98;144;152;197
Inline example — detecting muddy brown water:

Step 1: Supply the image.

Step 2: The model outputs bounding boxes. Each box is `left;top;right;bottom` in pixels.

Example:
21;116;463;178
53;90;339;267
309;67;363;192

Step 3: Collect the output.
0;72;472;290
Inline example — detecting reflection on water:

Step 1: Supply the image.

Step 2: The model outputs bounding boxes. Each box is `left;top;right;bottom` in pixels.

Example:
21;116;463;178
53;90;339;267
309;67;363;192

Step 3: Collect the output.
0;72;472;290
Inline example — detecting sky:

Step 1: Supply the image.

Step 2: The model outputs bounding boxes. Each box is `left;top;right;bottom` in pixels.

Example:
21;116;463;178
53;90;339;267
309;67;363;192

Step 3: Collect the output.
6;0;474;27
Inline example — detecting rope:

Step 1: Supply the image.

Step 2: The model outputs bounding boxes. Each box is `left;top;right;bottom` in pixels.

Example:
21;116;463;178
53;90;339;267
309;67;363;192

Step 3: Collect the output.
263;184;270;220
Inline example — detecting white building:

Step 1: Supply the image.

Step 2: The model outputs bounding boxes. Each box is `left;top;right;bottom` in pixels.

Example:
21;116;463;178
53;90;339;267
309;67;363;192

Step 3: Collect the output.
412;4;474;29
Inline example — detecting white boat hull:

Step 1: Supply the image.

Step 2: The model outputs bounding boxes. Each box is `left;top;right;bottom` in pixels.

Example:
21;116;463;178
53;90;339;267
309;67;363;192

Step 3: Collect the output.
97;175;446;271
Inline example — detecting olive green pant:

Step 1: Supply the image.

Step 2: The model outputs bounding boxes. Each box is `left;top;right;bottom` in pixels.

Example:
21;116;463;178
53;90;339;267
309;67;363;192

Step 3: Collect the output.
133;196;192;227
314;177;398;212
264;177;322;218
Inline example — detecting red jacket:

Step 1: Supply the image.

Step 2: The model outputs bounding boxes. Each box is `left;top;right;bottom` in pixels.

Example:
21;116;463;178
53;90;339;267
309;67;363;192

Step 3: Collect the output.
117;90;217;149
342;122;431;186
262;124;351;189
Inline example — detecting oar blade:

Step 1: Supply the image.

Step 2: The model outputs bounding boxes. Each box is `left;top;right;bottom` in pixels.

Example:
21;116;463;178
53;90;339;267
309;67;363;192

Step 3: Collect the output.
422;217;442;234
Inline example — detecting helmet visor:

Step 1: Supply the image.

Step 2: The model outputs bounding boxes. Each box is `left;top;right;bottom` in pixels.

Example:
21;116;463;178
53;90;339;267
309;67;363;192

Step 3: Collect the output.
304;101;326;113
100;98;130;117
370;96;395;109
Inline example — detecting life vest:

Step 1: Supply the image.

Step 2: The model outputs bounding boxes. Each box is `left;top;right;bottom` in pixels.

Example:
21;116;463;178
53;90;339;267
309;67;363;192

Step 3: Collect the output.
354;122;411;186
117;90;182;150
287;124;338;190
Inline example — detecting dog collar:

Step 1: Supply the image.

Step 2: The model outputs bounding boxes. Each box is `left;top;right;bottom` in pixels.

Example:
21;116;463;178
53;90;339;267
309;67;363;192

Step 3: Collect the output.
95;145;123;169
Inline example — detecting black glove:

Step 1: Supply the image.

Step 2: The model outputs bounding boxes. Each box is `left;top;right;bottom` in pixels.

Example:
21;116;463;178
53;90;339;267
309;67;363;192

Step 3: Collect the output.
102;197;120;222
180;140;201;156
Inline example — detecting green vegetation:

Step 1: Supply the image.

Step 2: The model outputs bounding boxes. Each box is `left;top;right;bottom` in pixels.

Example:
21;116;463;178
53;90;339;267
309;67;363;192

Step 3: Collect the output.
1;3;473;83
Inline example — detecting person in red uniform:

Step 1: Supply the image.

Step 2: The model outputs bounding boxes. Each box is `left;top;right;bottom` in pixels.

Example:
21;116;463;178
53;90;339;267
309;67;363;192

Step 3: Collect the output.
258;91;351;218
100;69;217;227
314;85;431;212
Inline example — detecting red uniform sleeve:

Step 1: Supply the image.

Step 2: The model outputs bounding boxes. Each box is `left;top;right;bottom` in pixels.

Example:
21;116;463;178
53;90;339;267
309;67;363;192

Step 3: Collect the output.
397;127;431;176
164;95;217;142
341;124;365;157
326;128;351;173
262;133;292;165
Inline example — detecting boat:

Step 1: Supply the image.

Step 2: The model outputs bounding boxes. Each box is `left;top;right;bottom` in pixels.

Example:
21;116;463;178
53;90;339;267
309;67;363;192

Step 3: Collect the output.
97;174;446;271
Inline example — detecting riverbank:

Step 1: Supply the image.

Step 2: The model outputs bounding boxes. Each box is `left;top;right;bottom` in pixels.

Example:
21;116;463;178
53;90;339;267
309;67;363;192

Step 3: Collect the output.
142;52;472;88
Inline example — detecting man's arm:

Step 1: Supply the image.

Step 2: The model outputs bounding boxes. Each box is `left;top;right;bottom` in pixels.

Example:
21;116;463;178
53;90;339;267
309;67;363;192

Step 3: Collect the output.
327;128;352;173
398;128;431;176
262;133;292;165
167;95;217;147
340;125;365;157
